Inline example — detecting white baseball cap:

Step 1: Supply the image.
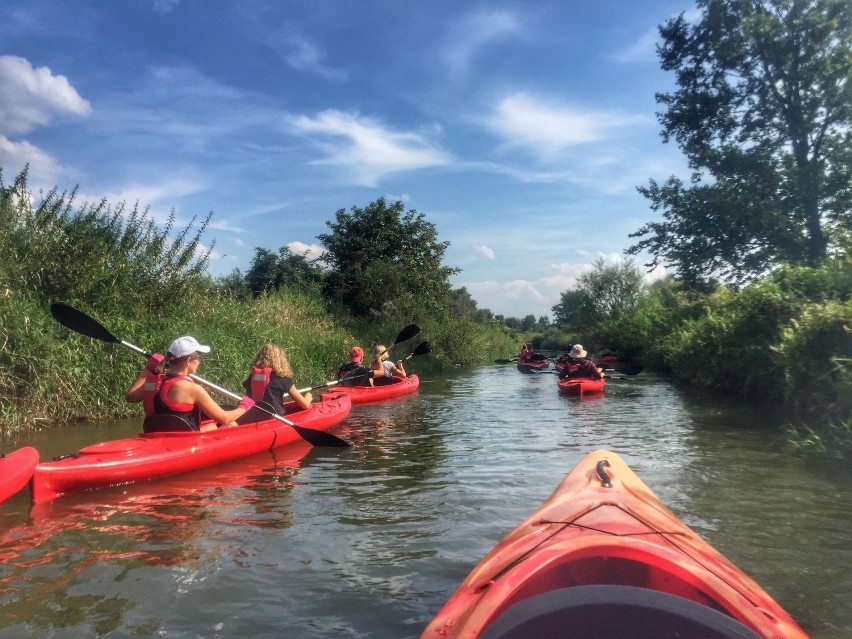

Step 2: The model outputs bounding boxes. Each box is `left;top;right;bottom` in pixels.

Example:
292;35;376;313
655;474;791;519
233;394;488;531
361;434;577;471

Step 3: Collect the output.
167;336;211;359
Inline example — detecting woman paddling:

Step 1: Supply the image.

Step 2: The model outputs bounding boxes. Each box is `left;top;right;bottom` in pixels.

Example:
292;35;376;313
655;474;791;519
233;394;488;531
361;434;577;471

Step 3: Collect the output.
125;336;255;431
243;343;312;415
370;344;407;386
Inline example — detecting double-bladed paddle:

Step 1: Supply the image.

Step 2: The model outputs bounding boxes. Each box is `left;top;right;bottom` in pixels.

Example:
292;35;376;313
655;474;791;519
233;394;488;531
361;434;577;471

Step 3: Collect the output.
49;303;350;447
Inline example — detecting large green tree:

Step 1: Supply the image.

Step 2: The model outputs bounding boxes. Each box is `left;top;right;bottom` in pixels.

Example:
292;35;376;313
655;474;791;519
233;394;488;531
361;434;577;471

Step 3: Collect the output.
317;198;459;317
244;246;324;298
552;259;645;330
628;0;852;285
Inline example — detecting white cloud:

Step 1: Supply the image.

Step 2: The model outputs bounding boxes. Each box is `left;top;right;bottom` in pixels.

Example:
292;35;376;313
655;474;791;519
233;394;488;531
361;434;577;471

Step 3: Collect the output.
472;244;495;259
284;35;346;81
285;109;452;186
0;135;65;182
91;175;208;226
611;27;659;63
443;9;523;76
287;241;325;261
485;92;646;158
0;55;91;136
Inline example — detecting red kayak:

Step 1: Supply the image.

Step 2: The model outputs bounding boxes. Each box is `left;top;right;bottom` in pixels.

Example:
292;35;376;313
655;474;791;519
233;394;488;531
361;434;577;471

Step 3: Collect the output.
421;450;808;639
331;374;419;404
0;447;39;505
516;361;550;373
29;393;351;504
557;376;605;395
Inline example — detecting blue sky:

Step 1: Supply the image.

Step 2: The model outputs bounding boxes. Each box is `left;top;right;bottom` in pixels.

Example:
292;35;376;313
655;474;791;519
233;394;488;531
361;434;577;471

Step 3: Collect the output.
1;0;695;320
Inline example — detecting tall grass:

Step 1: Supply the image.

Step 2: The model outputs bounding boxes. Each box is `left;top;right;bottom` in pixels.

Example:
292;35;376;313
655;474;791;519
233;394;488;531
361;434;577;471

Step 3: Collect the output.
0;167;514;434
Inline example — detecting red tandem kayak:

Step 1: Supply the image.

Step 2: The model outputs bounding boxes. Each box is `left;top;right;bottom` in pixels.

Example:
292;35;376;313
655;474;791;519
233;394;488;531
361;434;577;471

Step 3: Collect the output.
29;392;351;504
330;374;419;404
557;376;605;395
0;447;39;505
421;449;808;639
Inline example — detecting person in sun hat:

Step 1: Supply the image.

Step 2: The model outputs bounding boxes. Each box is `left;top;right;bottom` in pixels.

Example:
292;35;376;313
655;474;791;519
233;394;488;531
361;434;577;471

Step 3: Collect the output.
125;335;255;431
558;343;603;381
337;345;375;387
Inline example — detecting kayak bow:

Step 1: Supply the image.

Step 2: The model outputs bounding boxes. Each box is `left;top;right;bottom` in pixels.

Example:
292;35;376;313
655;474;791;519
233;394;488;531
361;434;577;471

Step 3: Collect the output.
421;450;808;639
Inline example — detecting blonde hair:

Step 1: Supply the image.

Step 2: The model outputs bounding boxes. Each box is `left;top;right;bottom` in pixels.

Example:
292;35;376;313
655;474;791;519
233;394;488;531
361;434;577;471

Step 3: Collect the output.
251;343;294;377
373;345;389;362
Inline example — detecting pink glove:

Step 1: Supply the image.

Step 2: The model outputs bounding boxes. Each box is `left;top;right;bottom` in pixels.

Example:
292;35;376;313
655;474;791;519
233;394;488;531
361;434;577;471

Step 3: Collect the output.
146;353;164;372
238;396;255;411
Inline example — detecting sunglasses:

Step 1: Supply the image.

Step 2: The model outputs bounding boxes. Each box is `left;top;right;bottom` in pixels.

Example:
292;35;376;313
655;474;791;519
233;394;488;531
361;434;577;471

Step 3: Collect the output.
189;354;203;362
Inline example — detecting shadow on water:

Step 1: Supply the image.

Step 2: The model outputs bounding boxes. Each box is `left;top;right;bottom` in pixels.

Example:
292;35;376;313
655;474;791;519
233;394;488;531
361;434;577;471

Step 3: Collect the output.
0;366;849;638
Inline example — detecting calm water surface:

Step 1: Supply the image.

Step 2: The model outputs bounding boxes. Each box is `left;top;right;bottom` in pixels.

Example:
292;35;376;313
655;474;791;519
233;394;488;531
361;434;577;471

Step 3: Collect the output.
1;366;849;638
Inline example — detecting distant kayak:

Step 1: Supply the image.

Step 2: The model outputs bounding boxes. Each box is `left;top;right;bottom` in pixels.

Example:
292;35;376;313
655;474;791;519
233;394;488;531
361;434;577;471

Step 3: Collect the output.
0;447;39;505
516;361;549;373
30;393;351;504
331;374;419;404
557;376;605;395
421;449;808;639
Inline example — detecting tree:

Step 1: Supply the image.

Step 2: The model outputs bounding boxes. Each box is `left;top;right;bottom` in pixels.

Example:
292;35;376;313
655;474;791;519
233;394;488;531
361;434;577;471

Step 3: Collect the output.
317;198;459;317
552;259;645;330
244;246;323;298
628;0;852;285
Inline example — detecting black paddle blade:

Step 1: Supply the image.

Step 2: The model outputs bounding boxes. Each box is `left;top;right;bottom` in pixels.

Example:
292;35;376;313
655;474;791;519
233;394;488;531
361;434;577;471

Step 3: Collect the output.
404;341;431;360
392;323;420;346
495;358;517;364
50;303;120;344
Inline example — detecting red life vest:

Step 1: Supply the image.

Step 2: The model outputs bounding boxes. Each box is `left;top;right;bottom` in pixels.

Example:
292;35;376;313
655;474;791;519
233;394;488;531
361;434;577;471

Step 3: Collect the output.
250;367;272;401
142;370;165;416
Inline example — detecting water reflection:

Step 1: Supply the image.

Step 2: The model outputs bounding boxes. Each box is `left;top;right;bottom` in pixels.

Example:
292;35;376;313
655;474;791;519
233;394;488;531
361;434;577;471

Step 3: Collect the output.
0;367;849;638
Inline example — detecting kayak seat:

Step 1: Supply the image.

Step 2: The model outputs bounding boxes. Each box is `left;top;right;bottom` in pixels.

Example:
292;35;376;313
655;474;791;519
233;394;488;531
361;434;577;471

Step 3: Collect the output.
479;585;761;639
142;414;198;433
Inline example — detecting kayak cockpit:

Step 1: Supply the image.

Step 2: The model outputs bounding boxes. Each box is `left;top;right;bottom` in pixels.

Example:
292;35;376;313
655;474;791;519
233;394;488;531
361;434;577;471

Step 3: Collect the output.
478;584;760;639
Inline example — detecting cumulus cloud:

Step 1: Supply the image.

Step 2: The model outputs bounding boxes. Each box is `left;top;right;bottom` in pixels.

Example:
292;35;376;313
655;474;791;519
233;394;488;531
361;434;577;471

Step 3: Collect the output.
0;135;65;182
472;244;496;259
0;55;91;136
485;92;645;158
287;241;325;261
285;109;452;186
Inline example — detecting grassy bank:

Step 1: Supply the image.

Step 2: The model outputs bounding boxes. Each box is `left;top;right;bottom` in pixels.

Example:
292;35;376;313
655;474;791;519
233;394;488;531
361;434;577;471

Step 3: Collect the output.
1;285;519;435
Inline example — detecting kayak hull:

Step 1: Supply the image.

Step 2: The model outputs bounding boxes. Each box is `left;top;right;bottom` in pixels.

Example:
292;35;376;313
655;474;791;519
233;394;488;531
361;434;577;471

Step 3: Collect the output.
29;393;351;504
557;377;605;395
516;361;549;373
331;374;419;404
421;450;808;639
0;447;39;505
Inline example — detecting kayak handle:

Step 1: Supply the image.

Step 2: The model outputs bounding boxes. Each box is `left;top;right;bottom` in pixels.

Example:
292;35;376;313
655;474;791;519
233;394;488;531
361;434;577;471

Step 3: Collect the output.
596;459;612;488
52;452;81;462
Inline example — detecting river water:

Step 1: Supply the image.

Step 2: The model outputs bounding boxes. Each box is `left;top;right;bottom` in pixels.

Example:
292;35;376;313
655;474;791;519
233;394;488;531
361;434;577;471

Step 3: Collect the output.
0;365;849;638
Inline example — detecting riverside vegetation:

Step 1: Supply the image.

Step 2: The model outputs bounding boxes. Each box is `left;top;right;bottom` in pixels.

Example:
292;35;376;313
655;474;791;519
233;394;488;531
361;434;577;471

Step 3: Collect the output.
1;166;849;464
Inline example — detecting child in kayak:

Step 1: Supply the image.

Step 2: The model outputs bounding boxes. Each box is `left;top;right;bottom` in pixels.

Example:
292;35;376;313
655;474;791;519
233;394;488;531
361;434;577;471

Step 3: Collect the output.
558;344;603;380
243;343;312;415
